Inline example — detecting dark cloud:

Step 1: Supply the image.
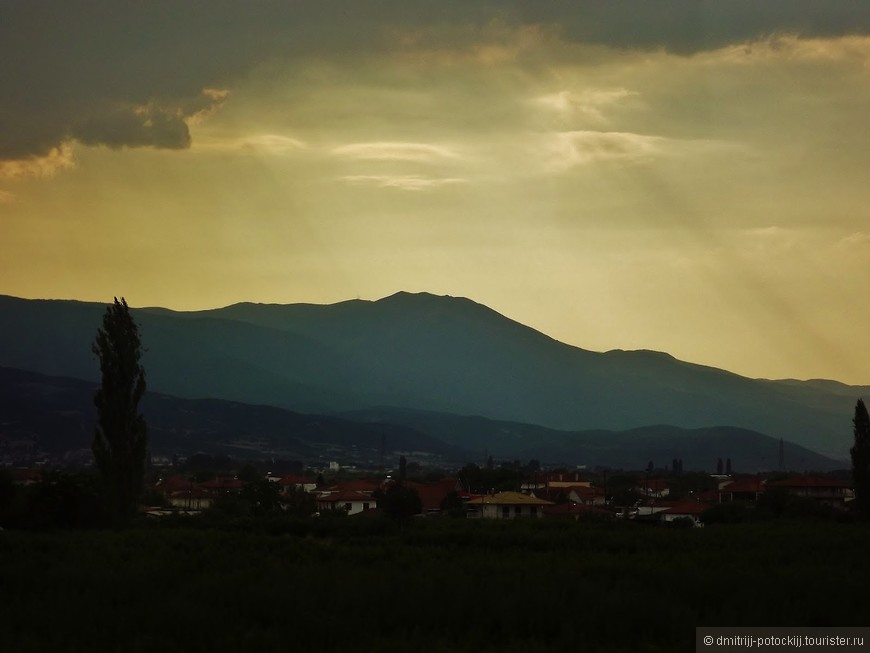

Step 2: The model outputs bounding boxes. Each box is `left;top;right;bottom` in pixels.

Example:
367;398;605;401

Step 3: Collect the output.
2;0;870;162
518;0;870;54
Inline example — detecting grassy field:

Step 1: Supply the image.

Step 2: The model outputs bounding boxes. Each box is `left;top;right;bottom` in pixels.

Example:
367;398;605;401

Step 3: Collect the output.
2;517;869;652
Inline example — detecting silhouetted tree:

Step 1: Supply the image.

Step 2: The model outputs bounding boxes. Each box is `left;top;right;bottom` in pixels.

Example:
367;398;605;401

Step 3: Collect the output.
440;490;465;518
726;458;732;475
716;458;724;475
398;455;407;482
237;463;261;484
240;479;281;514
380;484;422;521
92;297;147;525
851;399;870;516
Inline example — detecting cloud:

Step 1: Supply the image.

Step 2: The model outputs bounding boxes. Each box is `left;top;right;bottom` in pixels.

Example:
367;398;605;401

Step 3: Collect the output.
526;1;870;54
0;144;76;180
3;1;870;167
533;88;639;125
198;133;307;155
332;142;460;162
550;131;666;167
697;34;870;67
339;175;467;191
837;232;870;249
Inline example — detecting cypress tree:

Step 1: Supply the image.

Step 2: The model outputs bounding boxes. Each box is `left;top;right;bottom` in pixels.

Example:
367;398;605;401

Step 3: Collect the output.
851;399;870;516
92;297;148;525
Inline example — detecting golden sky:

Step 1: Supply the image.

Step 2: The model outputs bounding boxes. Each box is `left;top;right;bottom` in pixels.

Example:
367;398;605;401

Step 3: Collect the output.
1;1;869;384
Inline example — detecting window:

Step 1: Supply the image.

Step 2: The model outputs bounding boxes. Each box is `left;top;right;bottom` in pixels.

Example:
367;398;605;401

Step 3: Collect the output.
344;503;352;512
363;502;370;511
530;506;538;517
502;506;510;518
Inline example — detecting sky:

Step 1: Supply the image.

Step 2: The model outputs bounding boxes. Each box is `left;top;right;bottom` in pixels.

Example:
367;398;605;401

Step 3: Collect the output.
1;1;869;385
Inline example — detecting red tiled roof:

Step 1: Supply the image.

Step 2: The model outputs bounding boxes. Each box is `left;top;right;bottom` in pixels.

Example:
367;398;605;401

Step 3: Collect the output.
200;477;246;490
11;469;42;483
720;478;764;494
168;487;211;499
466;491;553;506
766;476;852;489
277;475;310;486
329;479;382;493
661;500;708;515
157;475;197;492
403;481;454;511
318;490;375;504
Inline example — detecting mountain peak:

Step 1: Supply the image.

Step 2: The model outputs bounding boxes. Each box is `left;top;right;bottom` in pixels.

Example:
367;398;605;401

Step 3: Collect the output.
378;290;466;303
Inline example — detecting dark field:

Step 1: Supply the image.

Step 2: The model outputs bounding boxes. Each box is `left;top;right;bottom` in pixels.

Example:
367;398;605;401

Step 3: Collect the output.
2;518;869;652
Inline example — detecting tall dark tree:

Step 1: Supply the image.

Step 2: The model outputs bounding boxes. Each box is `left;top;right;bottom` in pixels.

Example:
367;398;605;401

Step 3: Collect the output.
380;483;422;522
851;399;870;516
92;297;147;524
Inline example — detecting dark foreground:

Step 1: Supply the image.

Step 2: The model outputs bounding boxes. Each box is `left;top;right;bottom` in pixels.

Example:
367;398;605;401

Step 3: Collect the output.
2;518;869;652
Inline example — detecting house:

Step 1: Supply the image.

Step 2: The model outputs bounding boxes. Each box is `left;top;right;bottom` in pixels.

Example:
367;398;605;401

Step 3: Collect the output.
657;500;708;527
522;471;588;492
200;476;246;496
566;485;607;506
275;474;317;494
466;491;553;519
10;468;42;485
167;486;213;510
323;479;382;495
316;490;377;516
765;476;854;508
718;476;765;503
153;475;214;511
637;478;670;499
403;478;462;515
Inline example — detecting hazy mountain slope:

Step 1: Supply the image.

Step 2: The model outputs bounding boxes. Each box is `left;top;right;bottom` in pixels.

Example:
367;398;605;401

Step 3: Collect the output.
341;407;841;472
522;425;839;473
1;292;866;457
0;366;464;462
1;366;837;472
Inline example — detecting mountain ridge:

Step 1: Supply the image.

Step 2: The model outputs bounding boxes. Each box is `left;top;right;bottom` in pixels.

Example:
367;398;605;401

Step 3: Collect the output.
0;292;865;457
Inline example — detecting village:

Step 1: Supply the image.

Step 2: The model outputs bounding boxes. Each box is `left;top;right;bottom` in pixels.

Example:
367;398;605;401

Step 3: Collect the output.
128;459;856;527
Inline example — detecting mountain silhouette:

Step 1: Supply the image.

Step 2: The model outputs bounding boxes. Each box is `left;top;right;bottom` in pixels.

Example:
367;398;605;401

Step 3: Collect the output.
0;292;865;458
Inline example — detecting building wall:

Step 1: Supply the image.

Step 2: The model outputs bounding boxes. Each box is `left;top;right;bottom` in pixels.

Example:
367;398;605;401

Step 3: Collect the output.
474;503;544;519
317;499;375;516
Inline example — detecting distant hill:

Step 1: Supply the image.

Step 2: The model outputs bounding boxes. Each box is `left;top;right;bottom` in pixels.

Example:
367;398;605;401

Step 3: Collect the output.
0;292;866;458
0;366;464;465
341;407;841;472
0;367;839;472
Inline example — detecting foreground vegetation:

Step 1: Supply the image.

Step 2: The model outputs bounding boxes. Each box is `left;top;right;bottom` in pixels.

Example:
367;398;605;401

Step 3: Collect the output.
2;517;869;652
